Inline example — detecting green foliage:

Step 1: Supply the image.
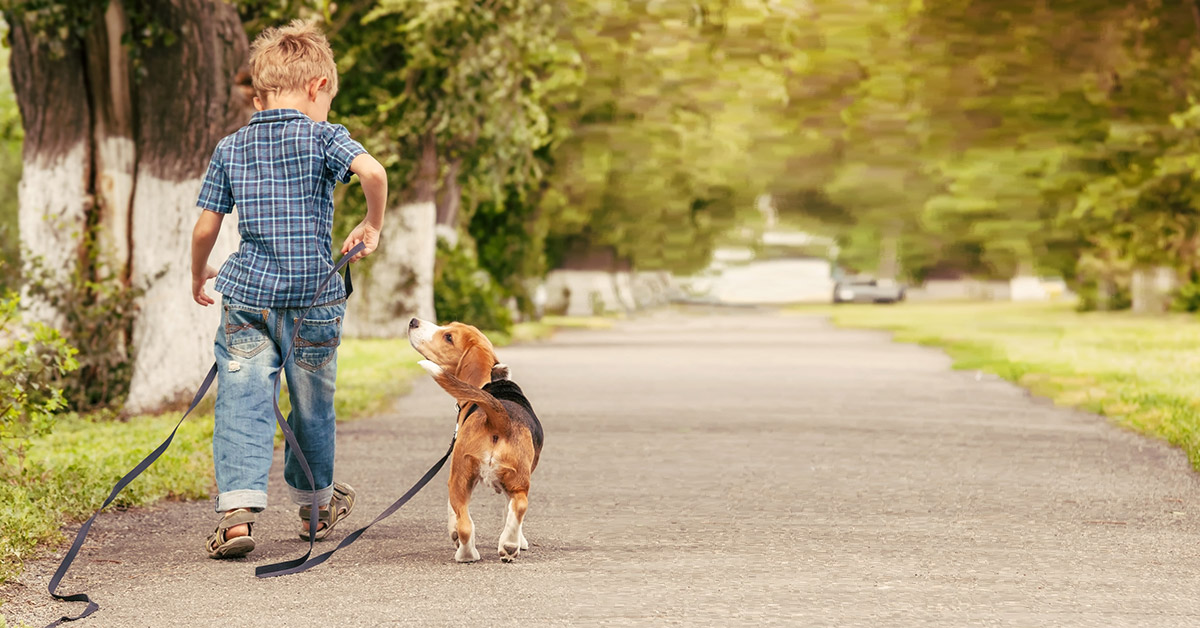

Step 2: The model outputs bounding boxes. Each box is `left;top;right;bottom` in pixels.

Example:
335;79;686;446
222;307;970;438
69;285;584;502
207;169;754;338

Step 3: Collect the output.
0;45;23;294
540;0;765;275
433;238;512;333
0;293;78;470
1171;277;1200;313
331;0;570;202
23;241;141;413
467;185;545;317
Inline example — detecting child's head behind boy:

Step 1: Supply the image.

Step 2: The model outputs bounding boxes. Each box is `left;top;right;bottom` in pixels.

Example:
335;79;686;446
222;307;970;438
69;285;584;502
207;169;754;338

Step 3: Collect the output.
249;20;338;122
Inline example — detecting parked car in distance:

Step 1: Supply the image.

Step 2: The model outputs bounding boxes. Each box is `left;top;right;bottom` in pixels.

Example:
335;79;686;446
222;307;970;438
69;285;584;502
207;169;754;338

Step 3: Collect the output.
833;276;905;304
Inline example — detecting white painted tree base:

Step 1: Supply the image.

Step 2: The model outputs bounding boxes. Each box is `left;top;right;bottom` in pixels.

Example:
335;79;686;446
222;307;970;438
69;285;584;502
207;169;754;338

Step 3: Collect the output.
343;200;435;337
17;147;89;326
125;175;240;413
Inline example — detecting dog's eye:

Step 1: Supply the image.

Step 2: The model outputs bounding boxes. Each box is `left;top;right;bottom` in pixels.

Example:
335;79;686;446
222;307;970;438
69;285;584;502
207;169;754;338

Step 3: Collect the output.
443;333;453;344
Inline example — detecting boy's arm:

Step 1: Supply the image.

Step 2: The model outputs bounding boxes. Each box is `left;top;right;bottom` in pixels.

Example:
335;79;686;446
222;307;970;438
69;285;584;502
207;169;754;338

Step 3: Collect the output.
340;153;387;263
191;210;224;306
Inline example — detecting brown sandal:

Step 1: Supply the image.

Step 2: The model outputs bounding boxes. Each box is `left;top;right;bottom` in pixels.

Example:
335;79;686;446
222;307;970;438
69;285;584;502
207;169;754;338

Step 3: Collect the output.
298;482;356;541
207;508;256;559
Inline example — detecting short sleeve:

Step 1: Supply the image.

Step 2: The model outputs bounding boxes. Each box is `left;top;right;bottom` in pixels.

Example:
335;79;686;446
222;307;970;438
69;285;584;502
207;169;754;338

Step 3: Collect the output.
322;123;367;184
196;144;234;214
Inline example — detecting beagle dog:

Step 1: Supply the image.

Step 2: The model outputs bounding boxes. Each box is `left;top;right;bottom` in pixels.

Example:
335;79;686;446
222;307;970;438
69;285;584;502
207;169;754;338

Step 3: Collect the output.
407;318;544;563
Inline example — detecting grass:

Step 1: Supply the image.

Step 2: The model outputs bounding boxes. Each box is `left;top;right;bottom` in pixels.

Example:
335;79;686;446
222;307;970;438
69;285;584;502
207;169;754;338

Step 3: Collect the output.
0;337;424;588
802;301;1200;471
0;319;569;590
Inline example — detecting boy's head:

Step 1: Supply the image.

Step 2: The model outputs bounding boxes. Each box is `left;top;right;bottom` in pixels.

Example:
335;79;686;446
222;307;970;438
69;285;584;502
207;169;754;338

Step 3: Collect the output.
249;20;338;120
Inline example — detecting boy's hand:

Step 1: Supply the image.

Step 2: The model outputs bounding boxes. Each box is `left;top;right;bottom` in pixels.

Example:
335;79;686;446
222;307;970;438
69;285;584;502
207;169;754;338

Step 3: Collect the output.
192;265;219;306
341;222;380;263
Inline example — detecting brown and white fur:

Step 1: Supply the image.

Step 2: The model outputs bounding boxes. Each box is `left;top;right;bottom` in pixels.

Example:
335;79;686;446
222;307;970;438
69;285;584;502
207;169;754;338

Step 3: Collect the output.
407;317;541;563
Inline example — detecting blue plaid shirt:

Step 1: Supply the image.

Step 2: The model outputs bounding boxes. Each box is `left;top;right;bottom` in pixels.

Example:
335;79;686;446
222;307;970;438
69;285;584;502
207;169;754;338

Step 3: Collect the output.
197;108;366;308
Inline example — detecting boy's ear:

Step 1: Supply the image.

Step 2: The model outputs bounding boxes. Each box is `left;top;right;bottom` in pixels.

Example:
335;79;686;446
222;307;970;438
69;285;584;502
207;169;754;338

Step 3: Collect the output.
307;77;328;101
253;96;265;111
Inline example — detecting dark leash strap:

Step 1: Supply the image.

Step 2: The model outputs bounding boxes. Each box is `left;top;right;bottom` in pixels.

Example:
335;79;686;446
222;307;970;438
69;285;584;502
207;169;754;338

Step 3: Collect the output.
43;365;217;628
254;402;471;577
255;430;455;577
45;243;364;627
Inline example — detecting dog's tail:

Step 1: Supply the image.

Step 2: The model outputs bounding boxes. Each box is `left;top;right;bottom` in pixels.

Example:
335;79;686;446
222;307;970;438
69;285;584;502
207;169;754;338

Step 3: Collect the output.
418;360;507;432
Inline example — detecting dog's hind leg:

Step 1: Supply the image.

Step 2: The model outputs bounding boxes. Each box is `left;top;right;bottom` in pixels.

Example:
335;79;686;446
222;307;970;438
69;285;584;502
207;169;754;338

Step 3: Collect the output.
497;464;530;563
449;458;481;563
497;490;527;563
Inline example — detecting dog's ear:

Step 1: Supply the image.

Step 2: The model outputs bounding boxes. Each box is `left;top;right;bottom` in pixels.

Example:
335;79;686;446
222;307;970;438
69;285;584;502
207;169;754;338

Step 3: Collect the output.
455;344;495;386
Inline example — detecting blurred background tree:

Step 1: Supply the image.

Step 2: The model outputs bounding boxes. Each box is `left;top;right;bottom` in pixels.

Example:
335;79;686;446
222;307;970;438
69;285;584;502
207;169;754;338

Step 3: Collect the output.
8;0;1200;411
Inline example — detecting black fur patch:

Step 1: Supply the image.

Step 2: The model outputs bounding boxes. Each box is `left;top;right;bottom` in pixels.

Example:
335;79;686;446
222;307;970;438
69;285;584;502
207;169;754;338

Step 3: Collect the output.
475;379;544;452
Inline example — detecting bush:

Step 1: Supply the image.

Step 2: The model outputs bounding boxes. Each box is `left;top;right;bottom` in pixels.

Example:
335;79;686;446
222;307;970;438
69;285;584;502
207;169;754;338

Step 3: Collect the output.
1075;277;1131;312
1172;272;1200;313
434;238;513;333
0;293;78;471
23;240;141;413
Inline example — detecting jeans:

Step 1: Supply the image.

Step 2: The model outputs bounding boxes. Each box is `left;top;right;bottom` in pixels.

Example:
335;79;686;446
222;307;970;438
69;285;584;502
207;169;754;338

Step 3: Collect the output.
212;295;345;512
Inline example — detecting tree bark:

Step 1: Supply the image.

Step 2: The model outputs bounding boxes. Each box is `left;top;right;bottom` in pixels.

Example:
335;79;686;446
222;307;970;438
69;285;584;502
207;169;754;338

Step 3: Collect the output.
9;0;252;412
877;222;901;280
436;157;462;222
344;131;437;335
9;17;92;325
125;0;251;412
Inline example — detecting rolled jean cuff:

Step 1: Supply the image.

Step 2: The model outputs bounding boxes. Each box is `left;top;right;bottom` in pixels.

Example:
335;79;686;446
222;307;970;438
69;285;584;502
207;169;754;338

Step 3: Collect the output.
288;483;334;507
216;489;268;513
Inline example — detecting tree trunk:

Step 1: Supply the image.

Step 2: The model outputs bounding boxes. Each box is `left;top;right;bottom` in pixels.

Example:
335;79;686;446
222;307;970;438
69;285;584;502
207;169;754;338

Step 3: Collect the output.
9;17;92;325
434;156;462;247
10;0;252;412
877;222;900;280
125;0;251;412
343;131;436;336
1131;265;1176;314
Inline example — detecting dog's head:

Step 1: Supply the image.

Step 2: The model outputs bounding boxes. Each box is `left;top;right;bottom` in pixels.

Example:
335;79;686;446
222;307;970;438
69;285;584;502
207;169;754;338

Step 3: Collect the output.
407;318;504;387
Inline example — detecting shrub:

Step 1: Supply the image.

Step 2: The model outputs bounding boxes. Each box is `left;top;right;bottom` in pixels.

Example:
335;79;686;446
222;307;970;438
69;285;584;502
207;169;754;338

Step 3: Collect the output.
434;238;513;333
0;292;78;471
1172;271;1200;313
23;241;141;413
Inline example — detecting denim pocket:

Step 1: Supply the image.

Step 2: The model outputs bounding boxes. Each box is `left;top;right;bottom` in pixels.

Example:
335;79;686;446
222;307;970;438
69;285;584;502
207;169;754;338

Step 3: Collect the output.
294;316;341;372
224;305;270;358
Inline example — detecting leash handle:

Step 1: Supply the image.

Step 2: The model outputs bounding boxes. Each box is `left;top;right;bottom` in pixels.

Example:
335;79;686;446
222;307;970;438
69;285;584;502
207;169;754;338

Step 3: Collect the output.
45;244;363;626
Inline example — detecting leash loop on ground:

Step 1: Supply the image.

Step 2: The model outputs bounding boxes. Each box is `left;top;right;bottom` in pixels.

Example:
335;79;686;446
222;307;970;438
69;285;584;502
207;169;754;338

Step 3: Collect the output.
256;434;455;578
44;243;363;627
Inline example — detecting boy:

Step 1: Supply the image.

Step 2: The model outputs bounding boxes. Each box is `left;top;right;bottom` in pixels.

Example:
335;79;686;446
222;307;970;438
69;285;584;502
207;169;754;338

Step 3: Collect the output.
190;20;387;559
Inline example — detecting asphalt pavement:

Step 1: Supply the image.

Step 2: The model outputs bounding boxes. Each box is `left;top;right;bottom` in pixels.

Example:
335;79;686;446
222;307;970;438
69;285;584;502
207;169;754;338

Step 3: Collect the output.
5;308;1200;627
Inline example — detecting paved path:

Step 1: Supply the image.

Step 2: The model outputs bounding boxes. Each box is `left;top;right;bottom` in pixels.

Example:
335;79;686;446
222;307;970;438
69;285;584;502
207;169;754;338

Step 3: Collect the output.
6;309;1200;626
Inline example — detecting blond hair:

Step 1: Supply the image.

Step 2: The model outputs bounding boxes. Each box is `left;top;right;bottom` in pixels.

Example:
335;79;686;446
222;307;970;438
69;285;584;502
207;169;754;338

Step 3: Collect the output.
249;20;338;98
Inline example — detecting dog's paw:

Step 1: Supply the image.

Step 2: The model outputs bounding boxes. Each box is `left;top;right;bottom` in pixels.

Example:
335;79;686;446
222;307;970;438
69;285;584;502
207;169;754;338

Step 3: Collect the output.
491;363;511;381
499;542;520;563
418;360;444;376
455;543;481;563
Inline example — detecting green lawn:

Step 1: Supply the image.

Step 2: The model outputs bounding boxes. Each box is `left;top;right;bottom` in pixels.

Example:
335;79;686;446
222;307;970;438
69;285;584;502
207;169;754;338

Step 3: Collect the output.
807;302;1200;470
0;320;554;588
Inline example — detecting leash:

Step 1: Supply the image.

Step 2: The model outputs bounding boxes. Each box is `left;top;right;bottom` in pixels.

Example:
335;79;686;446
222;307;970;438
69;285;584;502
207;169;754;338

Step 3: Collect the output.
45;242;364;626
255;426;456;577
